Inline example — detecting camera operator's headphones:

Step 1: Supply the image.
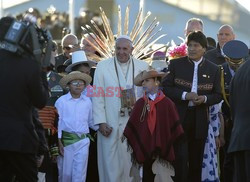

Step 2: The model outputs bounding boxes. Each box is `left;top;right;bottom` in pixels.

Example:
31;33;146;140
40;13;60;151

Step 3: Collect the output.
0;19;52;67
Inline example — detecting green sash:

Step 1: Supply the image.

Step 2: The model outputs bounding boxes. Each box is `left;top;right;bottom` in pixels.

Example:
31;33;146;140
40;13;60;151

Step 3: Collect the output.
62;131;93;147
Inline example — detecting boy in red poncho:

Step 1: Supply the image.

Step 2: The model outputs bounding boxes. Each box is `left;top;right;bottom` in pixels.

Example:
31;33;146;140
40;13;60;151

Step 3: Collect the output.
123;70;184;182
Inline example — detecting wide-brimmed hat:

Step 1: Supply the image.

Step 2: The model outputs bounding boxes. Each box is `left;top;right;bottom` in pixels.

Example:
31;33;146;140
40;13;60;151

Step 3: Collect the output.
65;50;97;73
134;70;166;86
59;71;92;89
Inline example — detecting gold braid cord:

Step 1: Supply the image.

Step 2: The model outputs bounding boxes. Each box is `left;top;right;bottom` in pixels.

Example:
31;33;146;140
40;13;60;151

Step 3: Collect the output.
220;66;230;107
81;5;167;60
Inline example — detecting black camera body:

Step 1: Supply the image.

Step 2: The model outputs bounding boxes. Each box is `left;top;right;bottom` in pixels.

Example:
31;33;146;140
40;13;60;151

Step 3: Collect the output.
0;18;52;67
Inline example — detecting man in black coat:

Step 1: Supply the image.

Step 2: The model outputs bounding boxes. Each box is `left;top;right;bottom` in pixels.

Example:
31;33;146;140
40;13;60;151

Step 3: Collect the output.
162;31;222;182
225;41;250;182
0;17;49;182
204;24;235;65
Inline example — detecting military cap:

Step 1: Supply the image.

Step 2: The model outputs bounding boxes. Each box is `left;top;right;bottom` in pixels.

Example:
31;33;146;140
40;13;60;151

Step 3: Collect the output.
223;40;249;59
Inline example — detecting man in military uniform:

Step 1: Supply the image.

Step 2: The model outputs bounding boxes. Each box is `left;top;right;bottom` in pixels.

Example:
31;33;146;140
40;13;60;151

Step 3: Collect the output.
221;40;249;182
55;34;78;73
226;40;250;182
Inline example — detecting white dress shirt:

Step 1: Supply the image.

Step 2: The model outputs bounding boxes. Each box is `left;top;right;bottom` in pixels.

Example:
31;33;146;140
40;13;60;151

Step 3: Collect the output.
55;92;98;138
182;57;207;105
148;93;157;101
228;66;235;77
118;58;131;80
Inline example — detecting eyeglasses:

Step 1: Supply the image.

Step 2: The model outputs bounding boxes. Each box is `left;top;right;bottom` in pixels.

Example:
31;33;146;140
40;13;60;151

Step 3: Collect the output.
63;46;72;50
70;81;85;86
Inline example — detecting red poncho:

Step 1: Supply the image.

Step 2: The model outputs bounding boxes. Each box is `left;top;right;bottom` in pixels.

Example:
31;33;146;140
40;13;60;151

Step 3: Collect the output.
123;93;184;164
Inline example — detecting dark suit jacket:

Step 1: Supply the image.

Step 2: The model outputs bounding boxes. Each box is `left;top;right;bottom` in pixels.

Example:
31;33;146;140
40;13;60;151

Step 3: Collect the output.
0;50;48;154
55;53;68;73
228;60;250;153
162;56;222;139
204;44;226;65
47;71;63;106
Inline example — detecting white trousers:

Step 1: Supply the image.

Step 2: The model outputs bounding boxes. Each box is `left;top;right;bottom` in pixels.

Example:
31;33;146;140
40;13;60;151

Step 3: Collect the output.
58;138;90;182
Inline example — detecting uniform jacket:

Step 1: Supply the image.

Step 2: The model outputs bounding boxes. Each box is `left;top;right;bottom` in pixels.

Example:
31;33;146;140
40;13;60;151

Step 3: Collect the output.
221;63;233;122
55;53;68;72
162;56;222;139
204;44;226;65
47;71;63;106
228;60;250;153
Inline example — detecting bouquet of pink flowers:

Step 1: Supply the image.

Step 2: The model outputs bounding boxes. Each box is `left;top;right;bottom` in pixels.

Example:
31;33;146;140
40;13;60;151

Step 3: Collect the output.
167;37;187;60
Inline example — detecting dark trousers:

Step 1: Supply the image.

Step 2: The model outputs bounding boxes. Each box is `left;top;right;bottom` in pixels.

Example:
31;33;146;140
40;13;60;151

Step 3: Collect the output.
223;150;234;182
222;122;233;182
39;152;58;182
142;158;155;182
233;151;250;182
173;108;206;182
86;129;99;182
0;150;38;182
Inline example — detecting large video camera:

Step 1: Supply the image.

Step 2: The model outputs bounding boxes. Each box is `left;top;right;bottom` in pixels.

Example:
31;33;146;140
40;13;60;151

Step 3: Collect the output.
0;17;52;67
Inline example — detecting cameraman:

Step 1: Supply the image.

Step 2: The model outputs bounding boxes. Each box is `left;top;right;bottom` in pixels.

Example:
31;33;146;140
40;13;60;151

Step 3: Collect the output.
0;16;49;182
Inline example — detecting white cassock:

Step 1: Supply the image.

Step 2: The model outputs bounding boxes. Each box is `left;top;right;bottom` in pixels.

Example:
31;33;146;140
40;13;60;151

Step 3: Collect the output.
92;57;148;182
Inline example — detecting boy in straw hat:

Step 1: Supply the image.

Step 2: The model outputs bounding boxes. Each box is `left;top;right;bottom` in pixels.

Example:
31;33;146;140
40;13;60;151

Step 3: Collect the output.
123;70;184;182
55;71;98;182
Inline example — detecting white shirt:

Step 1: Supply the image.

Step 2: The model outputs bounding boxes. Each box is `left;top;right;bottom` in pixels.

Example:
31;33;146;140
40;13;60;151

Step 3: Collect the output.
148;93;157;101
117;58;131;80
182;57;207;105
55;92;98;138
228;65;235;77
220;48;226;57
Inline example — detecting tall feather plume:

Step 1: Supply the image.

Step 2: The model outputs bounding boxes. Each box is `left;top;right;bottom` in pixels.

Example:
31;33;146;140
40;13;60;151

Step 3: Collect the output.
81;25;112;57
133;17;157;50
89;20;113;53
81;5;166;60
132;21;162;56
129;8;142;39
123;5;130;35
130;11;151;42
134;27;164;56
117;5;122;37
99;7;115;48
81;28;109;58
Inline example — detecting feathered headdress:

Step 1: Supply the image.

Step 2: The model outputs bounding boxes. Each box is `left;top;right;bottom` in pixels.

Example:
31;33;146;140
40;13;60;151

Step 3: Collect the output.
81;5;166;60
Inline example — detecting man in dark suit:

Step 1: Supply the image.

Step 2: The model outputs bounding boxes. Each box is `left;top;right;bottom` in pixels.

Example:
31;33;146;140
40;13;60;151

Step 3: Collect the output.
0;17;49;182
221;40;249;182
162;31;222;182
204;24;235;65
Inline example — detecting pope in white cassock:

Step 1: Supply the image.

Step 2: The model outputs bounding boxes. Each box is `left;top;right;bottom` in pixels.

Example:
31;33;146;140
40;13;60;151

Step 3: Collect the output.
92;35;149;182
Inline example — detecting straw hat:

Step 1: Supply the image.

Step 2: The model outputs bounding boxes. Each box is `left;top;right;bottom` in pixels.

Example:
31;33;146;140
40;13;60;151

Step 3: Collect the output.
65;50;97;73
59;71;92;89
134;70;166;86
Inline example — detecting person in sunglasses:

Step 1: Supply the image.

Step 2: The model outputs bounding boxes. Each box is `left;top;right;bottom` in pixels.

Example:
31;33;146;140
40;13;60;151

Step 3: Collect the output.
55;71;98;182
55;34;79;73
